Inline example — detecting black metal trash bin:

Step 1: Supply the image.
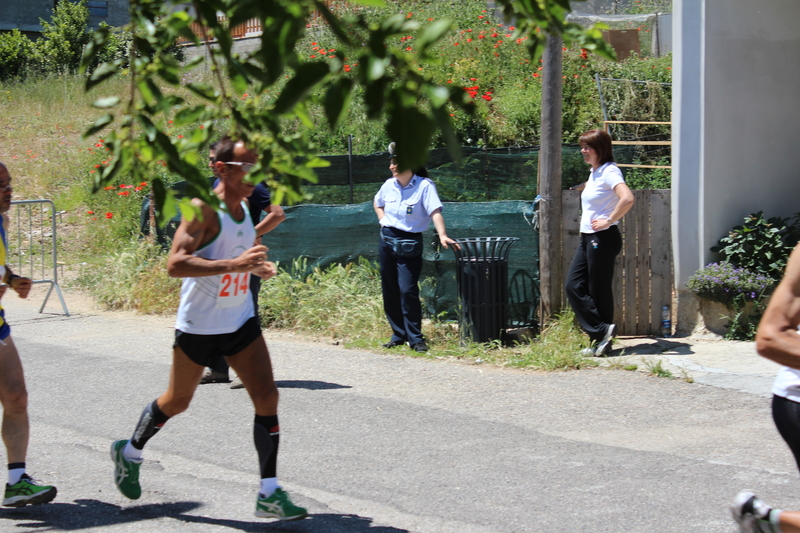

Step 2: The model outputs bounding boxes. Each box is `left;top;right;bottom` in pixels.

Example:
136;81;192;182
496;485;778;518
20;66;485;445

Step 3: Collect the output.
452;237;519;344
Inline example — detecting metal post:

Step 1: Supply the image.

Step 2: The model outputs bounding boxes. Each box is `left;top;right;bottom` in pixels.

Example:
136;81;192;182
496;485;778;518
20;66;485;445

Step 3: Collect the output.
538;33;564;324
347;134;354;204
595;73;609;123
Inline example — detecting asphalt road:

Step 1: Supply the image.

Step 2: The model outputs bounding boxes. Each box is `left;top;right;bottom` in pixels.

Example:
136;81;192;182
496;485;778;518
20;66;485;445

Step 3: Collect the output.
0;292;796;532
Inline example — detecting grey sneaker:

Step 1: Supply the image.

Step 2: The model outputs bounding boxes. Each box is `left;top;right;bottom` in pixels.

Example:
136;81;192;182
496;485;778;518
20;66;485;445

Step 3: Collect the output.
730;490;773;533
595;324;616;357
579;347;596;357
230;376;245;389
200;369;230;384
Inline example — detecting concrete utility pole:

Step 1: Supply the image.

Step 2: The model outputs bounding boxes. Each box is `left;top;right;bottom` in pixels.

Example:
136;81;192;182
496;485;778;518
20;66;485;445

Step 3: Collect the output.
537;33;564;324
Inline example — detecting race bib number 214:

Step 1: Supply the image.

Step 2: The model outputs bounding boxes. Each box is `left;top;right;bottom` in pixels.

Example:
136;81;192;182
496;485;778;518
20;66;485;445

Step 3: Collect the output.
217;272;249;308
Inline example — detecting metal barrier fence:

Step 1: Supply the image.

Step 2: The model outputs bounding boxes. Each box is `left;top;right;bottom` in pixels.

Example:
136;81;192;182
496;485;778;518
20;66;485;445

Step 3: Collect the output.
8;200;69;316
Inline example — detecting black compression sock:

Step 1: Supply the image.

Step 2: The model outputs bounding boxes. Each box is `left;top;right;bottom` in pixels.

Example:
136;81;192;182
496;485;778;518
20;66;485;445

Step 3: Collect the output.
131;400;171;450
254;414;279;479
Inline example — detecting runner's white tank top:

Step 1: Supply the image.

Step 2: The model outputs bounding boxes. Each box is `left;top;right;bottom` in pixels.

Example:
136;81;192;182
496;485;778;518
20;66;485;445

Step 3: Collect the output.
772;326;800;402
175;201;256;334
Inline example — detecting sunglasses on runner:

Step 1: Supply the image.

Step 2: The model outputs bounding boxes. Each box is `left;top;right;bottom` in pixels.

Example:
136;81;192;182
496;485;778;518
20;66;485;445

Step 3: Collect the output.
224;162;255;173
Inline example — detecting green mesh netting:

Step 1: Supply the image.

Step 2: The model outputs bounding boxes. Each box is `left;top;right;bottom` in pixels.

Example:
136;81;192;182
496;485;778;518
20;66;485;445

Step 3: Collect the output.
143;145;646;329
264;200;539;327
305;144;641;204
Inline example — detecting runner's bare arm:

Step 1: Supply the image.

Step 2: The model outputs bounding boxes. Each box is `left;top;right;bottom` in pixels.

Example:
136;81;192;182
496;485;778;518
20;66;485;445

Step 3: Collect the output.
0;214;30;298
167;199;268;278
756;243;800;369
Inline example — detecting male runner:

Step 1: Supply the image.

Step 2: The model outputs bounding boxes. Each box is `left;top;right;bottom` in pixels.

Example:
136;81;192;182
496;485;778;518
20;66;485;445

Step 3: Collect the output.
0;162;57;507
731;242;800;533
110;138;307;520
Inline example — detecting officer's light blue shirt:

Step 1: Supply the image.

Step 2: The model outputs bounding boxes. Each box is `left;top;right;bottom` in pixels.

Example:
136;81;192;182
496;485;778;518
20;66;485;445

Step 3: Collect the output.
374;175;443;233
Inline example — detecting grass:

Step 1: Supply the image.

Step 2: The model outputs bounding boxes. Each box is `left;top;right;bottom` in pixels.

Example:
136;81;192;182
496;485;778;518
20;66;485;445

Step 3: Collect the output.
81;249;600;371
643;358;673;379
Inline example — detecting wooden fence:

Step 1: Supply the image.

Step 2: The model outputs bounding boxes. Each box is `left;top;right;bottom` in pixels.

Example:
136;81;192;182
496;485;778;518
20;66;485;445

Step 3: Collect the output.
180;2;335;43
561;189;672;335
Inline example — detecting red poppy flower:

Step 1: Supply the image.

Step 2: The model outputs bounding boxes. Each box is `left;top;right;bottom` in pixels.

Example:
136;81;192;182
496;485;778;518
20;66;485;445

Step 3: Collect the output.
118;191;129;196
105;213;113;219
87;211;94;215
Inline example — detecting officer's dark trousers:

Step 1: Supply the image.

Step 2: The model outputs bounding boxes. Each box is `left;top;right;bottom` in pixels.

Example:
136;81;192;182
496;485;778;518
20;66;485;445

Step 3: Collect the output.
379;227;424;345
564;226;622;342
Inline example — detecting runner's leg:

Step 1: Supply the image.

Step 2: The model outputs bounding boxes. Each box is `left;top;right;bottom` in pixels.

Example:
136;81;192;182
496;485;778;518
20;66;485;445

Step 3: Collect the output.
0;337;27;465
156;345;206;417
227;336;306;520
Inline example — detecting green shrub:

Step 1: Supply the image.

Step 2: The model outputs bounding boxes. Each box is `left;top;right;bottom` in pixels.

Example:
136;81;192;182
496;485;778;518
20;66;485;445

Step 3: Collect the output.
711;211;800;280
34;0;90;74
0;30;34;81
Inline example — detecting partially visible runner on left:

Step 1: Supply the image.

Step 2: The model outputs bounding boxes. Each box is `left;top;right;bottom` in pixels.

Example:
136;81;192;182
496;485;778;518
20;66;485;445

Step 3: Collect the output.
110;137;307;521
0;162;58;507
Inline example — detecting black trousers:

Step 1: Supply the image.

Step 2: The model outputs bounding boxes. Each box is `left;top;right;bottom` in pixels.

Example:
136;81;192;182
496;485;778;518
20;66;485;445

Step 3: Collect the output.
773;394;800;473
379;227;424;345
564;226;622;342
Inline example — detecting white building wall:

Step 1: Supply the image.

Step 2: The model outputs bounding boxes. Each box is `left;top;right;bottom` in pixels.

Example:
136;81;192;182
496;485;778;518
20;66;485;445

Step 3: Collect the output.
674;0;800;286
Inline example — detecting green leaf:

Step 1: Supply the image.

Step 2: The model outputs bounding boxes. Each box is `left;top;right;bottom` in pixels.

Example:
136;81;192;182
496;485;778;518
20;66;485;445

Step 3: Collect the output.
187;82;220;102
174;105;208;127
83;114;113;138
386;105;435;172
273;62;330;115
349;0;386;6
313;1;353;47
306;157;331;169
152;180;178;228
92;96;120;109
81;25;109;73
324;77;354;131
366;55;389;81
86;60;122;91
415;19;451;52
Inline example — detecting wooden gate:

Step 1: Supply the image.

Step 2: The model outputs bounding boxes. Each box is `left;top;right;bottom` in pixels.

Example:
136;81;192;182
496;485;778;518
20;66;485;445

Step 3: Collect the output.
560;189;672;335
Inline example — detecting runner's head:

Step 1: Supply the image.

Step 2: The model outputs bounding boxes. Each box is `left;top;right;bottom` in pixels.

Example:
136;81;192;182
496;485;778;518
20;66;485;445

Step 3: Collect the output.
213;137;258;198
0;163;13;214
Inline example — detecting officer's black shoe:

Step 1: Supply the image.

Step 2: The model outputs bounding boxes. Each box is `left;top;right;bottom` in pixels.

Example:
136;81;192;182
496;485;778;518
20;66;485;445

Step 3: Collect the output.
382;339;405;348
411;342;429;353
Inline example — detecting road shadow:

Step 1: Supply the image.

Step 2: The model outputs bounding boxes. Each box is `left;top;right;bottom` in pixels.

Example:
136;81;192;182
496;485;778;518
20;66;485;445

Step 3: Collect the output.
0;499;202;530
276;380;351;390
176;512;409;532
605;338;694;358
0;500;407;532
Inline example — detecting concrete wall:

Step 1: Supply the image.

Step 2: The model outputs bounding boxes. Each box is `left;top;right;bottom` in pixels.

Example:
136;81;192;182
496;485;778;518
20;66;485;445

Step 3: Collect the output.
673;0;800;333
0;0;129;34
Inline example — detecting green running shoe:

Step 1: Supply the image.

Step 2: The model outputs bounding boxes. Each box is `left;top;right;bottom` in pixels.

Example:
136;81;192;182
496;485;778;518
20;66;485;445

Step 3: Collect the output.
111;439;142;499
255;488;308;520
3;474;57;507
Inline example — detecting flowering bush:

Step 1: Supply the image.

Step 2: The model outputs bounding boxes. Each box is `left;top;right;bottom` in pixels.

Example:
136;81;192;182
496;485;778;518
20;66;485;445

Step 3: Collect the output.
686;262;775;307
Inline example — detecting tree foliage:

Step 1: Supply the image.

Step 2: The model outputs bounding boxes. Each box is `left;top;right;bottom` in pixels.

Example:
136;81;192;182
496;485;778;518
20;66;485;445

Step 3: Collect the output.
37;0;91;74
81;0;615;225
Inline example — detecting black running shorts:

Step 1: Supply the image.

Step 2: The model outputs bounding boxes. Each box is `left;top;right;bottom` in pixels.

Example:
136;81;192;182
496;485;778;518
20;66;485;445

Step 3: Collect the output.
174;316;262;367
773;394;800;473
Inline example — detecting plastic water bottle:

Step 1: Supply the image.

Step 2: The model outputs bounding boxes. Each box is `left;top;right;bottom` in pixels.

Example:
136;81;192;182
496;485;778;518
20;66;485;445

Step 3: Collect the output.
661;305;671;337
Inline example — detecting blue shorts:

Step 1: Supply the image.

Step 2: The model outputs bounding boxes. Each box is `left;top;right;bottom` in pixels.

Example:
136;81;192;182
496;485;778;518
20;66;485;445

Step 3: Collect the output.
0;309;10;341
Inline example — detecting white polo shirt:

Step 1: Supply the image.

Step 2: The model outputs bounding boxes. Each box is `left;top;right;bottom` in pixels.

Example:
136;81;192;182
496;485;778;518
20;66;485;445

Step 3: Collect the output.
374;175;443;233
580;162;625;234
